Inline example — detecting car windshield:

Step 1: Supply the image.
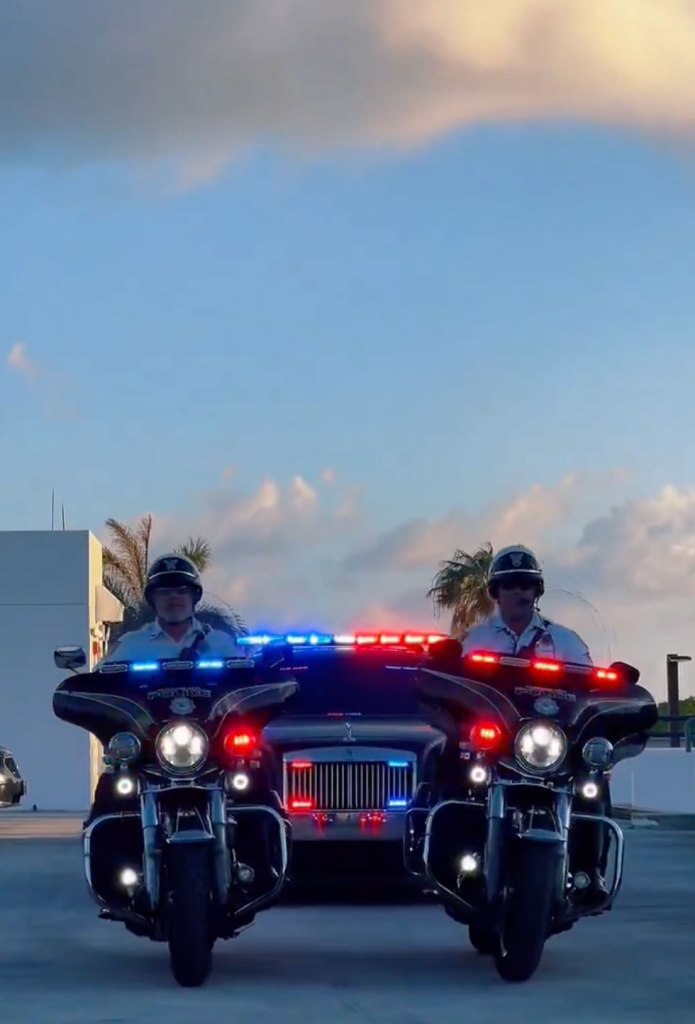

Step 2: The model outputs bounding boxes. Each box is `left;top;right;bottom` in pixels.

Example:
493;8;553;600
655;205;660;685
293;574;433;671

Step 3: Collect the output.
281;653;423;715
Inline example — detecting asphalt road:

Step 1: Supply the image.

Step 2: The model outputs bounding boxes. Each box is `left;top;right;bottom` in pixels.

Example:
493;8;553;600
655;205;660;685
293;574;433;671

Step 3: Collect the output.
1;814;694;1023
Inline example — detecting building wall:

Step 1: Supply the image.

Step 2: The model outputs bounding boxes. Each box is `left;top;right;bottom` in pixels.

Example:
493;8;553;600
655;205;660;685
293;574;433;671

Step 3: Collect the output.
610;748;695;813
0;530;116;811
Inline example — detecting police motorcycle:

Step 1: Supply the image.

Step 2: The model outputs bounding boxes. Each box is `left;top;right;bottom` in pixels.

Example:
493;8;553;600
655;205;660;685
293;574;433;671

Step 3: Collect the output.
403;639;657;982
53;642;297;987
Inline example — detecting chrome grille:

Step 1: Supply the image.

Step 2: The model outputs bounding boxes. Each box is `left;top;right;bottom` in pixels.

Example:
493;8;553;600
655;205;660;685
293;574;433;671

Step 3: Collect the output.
285;760;416;811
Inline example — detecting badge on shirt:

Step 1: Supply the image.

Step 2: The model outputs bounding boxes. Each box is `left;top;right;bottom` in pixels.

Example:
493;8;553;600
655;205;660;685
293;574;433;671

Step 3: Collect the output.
170;696;196;715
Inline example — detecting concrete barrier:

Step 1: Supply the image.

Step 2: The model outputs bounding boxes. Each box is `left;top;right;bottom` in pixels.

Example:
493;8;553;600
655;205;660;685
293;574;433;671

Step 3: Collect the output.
610;748;695;814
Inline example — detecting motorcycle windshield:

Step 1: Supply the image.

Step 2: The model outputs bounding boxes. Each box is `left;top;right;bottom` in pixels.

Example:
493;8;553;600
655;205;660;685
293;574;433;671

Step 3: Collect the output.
53;659;299;746
416;659;657;754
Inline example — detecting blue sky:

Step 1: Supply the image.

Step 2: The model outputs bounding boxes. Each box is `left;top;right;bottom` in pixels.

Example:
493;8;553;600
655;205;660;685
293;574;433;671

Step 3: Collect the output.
3;2;695;697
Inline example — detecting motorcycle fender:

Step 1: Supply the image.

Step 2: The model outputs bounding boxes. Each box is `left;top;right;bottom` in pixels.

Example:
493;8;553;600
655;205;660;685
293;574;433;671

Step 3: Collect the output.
512;829;567;905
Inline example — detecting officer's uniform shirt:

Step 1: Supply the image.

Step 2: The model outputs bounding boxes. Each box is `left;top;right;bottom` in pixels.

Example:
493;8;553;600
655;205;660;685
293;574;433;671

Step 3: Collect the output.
101;617;244;663
461;609;592;665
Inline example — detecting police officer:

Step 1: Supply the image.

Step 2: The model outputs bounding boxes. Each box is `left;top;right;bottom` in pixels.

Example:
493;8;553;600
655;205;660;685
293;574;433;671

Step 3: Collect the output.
461;544;592;664
103;553;244;662
462;544;607;900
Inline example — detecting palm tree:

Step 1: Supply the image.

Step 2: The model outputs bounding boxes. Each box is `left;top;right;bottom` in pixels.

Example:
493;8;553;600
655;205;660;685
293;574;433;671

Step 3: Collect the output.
428;542;496;639
102;514;246;638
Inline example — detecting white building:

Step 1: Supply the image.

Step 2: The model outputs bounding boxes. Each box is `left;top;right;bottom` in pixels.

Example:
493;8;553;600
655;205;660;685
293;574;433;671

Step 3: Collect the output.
0;530;123;811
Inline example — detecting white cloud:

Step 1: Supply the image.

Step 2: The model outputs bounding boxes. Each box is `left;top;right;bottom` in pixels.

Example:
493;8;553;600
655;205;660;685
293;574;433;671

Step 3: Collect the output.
3;1;695;180
7;342;40;380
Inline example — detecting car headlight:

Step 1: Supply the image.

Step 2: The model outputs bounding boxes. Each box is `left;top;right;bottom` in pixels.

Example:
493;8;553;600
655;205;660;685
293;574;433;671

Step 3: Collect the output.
155;721;209;774
515;721;567;771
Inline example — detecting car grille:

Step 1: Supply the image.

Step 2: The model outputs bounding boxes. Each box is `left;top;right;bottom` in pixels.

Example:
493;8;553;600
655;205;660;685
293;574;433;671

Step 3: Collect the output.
285;760;416;811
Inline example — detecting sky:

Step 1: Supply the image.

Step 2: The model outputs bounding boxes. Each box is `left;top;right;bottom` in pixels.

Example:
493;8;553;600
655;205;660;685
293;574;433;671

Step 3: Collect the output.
2;0;695;699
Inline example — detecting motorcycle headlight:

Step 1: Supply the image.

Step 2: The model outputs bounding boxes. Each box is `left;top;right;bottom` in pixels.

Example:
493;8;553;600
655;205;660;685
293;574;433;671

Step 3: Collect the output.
155;721;209;774
515;721;567;772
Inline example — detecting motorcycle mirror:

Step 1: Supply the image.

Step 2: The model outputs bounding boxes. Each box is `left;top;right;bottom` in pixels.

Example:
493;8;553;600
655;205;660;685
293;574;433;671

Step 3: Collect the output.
54;645;87;672
427;637;463;665
258;640;294;670
609;660;640;685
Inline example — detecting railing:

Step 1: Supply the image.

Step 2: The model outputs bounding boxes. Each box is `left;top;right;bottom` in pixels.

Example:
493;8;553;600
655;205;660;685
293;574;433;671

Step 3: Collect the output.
648;715;695;749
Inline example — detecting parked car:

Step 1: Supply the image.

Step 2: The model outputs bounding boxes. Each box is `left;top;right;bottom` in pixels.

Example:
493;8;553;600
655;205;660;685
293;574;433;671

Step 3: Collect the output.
0;747;26;807
237;630;450;881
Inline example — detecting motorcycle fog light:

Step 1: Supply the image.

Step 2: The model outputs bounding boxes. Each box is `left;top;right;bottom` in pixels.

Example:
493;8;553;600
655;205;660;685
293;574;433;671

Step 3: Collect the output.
582;737;614;770
155;721;208;773
580;781;600;800
459;854;479;874
230;771;250;791
108;732;141;763
115;775;135;796
515;721;567;771
469;764;489;785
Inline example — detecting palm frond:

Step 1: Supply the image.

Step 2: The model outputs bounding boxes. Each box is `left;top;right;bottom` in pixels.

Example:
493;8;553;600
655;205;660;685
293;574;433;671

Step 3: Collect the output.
428;542;496;638
174;536;213;572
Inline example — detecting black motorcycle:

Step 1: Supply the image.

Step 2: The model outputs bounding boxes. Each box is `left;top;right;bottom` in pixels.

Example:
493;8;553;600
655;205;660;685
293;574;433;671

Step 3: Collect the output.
53;643;297;987
403;642;657;982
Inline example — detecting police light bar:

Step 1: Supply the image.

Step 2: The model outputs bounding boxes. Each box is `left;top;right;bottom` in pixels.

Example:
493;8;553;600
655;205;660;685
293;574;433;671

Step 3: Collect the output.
466;650;620;683
98;657;251;673
237;631;449;648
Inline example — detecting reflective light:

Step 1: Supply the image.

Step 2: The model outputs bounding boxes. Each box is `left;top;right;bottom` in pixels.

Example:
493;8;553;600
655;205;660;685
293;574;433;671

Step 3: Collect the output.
115;775;135;796
290;798;315;810
230;772;250;791
130;662;159;672
197;659;225;669
388;760;409;768
387;798;408;808
291;761;313;769
119;868;138;887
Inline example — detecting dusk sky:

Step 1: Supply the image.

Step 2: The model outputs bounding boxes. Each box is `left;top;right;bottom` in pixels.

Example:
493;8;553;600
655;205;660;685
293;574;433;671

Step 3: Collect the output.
3;1;695;697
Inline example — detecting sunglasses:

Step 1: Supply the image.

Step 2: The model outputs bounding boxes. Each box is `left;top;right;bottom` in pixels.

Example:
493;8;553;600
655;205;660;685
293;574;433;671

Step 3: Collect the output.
496;574;538;591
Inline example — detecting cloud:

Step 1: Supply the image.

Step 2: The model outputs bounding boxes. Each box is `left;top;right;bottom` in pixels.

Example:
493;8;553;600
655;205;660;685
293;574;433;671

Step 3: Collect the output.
6;342;79;420
342;471;625;574
3;1;695;179
115;468;695;699
7;342;40;380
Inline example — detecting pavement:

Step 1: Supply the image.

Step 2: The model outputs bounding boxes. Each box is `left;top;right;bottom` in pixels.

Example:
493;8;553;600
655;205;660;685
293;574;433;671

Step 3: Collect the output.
1;813;695;1022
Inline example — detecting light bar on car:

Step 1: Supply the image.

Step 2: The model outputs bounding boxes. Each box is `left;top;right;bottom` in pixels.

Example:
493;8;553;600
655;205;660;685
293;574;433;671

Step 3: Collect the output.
237;631;448;648
466;650;620;683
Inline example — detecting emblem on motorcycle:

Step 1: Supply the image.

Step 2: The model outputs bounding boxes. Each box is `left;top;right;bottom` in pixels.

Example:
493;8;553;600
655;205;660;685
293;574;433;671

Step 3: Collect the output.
534;696;559;716
170;696;195;715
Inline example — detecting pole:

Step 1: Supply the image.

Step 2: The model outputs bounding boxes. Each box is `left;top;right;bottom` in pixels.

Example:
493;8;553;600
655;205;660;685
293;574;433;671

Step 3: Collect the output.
667;655;681;748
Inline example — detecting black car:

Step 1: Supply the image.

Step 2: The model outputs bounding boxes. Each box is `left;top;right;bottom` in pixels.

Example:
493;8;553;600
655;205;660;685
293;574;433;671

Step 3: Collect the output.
0;747;26;807
238;630;449;876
